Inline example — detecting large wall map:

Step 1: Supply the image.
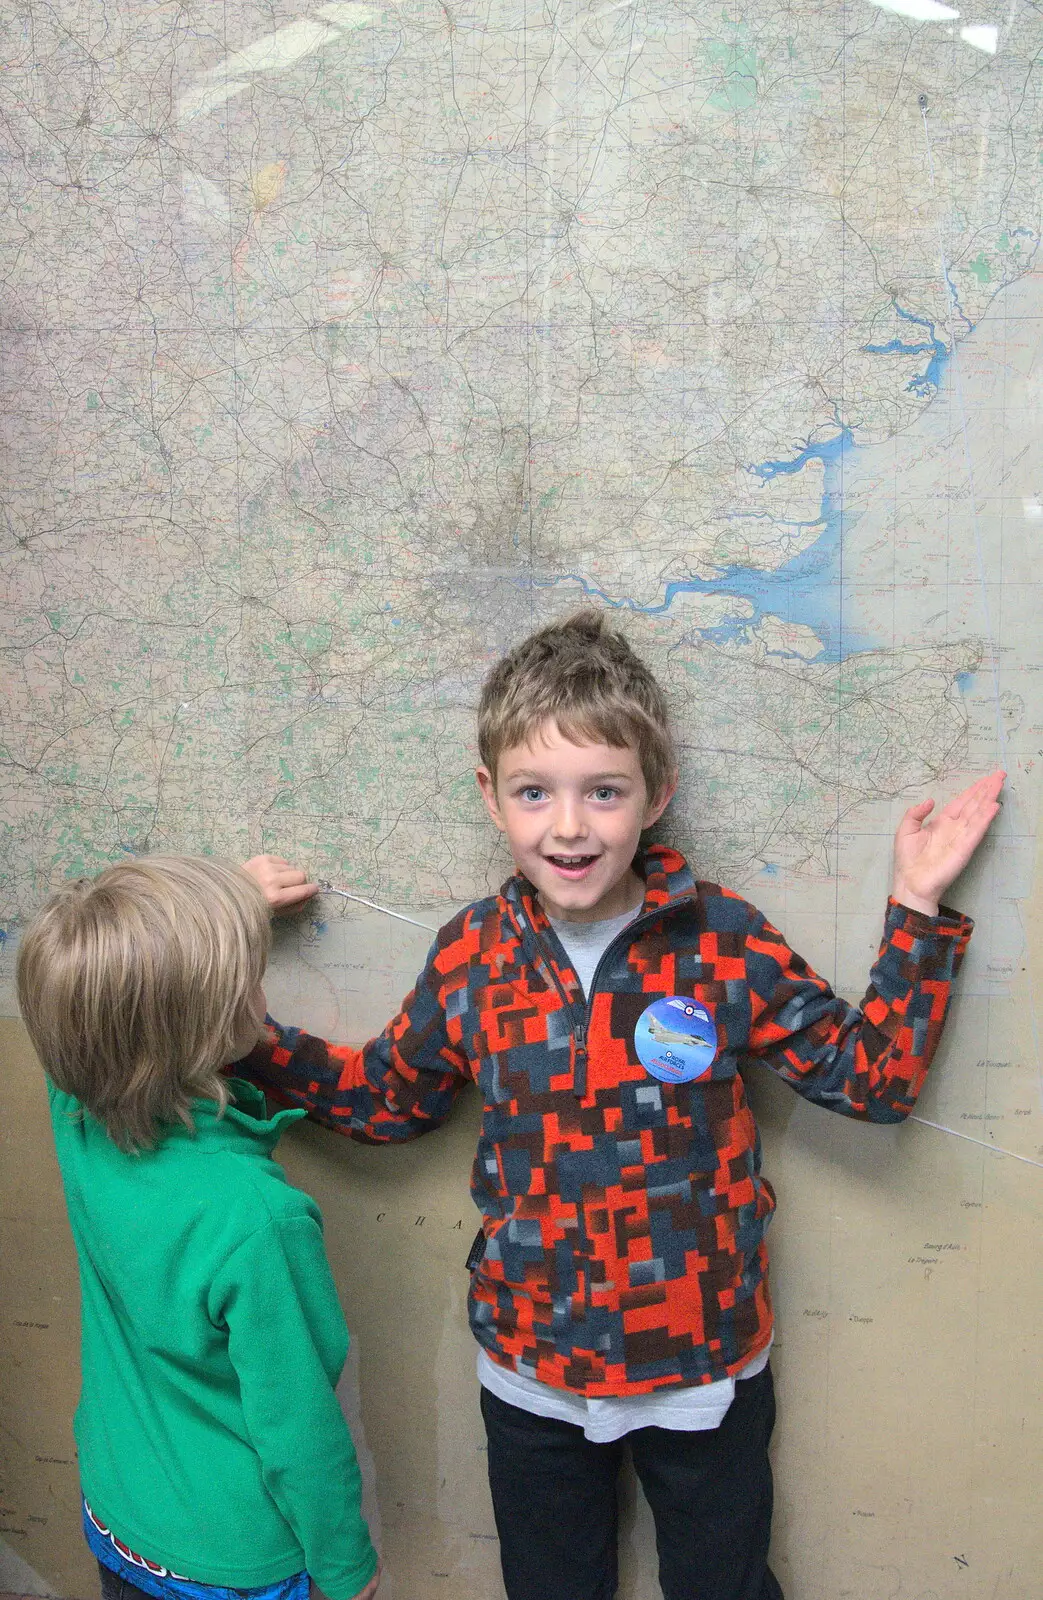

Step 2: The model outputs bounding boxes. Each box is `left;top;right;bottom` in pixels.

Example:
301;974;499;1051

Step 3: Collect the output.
2;2;1042;1596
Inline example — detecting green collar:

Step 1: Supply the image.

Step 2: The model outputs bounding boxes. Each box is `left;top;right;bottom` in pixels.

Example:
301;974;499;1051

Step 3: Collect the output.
181;1076;306;1151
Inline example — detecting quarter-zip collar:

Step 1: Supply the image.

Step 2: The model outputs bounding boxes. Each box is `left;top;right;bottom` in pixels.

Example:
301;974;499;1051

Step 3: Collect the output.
161;1076;307;1154
502;846;702;1097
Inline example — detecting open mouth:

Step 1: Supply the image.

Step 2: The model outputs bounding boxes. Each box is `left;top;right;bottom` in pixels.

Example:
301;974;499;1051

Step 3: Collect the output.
545;854;600;878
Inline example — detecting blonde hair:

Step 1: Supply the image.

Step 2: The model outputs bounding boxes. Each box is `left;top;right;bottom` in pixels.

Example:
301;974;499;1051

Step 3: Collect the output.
17;856;271;1152
478;609;676;797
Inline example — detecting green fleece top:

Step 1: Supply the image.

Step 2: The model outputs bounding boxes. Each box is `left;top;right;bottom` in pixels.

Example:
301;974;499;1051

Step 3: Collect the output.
48;1076;378;1598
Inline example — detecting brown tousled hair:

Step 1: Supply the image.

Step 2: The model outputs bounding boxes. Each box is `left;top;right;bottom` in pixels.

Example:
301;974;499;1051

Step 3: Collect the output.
16;855;271;1152
477;609;676;797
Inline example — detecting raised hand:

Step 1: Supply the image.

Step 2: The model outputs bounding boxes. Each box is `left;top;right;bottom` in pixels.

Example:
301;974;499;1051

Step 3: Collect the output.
243;853;319;912
891;769;1005;917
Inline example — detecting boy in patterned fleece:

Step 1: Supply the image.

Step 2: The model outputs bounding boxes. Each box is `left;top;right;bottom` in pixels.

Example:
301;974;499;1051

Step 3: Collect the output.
244;609;1002;1600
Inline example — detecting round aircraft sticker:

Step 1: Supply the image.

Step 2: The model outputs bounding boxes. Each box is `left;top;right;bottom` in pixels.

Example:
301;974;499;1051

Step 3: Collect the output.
634;997;718;1084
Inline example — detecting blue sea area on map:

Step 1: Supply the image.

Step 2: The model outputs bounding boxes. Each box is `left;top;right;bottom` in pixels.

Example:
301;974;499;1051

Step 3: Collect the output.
531;428;871;664
529;299;984;666
863;300;954;399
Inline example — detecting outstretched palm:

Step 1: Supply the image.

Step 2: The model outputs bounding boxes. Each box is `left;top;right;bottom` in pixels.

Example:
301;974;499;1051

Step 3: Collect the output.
891;769;1005;916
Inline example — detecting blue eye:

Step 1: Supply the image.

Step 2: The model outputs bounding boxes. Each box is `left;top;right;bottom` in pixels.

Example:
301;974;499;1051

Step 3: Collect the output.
592;786;619;802
520;786;545;803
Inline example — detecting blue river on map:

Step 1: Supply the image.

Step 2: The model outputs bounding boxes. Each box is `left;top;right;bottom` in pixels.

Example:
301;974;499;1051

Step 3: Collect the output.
529;301;962;665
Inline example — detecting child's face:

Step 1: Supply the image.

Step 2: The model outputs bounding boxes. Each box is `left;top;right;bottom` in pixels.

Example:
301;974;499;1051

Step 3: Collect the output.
477;721;674;923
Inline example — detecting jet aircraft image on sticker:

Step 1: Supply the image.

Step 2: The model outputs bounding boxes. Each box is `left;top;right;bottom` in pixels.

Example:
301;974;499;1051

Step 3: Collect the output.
634;996;718;1084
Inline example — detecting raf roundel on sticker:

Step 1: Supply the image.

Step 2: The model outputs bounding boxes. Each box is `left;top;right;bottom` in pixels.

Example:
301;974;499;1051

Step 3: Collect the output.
634;997;718;1084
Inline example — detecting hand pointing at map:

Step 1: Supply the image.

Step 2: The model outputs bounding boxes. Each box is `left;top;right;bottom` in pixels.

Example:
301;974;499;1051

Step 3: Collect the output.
890;769;1005;918
243;854;319;911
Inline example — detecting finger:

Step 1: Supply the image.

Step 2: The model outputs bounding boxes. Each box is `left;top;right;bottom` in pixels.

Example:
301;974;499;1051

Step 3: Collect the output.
929;796;1002;879
936;779;985;822
897;798;934;835
243;856;313;891
269;880;320;908
957;778;1005;835
943;769;1005;821
959;797;1002;847
270;864;311;886
243;855;300;893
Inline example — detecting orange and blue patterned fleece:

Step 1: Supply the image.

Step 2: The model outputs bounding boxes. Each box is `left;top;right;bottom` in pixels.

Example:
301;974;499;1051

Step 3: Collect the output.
242;845;972;1398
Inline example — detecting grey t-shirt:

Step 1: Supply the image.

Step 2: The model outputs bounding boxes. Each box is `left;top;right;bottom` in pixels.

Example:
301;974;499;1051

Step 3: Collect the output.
548;902;642;997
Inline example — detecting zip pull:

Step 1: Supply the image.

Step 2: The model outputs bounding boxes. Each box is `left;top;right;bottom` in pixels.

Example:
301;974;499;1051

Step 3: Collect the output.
573;1022;588;1099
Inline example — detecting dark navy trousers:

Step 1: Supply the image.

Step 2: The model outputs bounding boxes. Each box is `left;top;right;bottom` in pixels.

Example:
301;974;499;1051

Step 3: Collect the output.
481;1365;785;1600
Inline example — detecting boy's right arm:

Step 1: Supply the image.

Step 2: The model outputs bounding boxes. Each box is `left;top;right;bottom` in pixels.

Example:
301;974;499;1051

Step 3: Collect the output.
240;855;471;1140
240;990;466;1144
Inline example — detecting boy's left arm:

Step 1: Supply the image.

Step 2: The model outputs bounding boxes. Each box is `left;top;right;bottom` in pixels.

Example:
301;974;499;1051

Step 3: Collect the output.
745;771;1003;1121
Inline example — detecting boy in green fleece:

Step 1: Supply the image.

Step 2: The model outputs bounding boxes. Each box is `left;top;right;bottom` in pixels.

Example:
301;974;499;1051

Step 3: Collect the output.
17;855;379;1600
